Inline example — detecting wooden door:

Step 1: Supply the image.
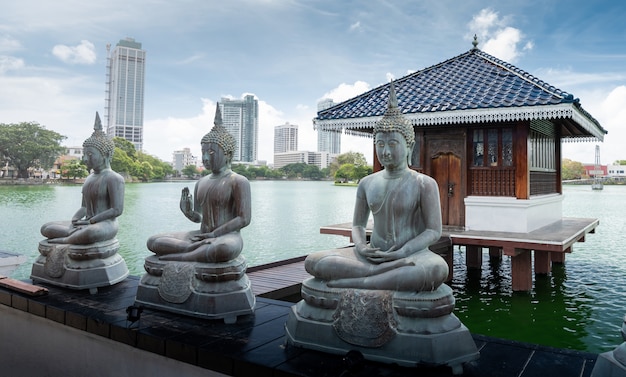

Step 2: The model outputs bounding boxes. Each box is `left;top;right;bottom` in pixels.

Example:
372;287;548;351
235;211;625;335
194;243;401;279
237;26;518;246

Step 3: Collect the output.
431;153;463;227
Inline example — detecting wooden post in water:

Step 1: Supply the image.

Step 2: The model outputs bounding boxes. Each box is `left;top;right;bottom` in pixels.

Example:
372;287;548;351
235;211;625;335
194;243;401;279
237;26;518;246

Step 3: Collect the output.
534;250;552;275
466;246;483;269
507;247;532;291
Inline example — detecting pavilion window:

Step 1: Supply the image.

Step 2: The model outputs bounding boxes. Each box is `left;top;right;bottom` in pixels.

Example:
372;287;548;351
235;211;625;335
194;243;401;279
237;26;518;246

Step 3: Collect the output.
469;126;515;196
529;121;556;172
471;127;514;168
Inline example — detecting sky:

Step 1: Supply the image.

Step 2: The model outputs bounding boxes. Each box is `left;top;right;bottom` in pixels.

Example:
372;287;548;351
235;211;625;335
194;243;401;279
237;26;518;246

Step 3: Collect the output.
1;0;625;166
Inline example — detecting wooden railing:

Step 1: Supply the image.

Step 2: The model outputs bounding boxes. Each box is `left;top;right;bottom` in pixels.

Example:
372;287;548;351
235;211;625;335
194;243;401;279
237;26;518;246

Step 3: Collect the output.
469;168;516;196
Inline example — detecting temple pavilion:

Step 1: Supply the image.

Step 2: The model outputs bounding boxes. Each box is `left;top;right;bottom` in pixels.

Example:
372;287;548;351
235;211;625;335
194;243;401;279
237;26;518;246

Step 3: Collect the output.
315;38;606;291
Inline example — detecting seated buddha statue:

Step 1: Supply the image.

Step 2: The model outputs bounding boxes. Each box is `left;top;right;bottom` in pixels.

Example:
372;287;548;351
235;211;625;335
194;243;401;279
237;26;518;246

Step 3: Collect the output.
146;105;251;264
40;112;124;245
305;83;448;292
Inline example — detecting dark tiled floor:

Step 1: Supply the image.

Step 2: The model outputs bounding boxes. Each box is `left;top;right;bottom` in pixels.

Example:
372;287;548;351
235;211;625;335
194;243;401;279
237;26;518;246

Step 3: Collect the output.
0;277;598;377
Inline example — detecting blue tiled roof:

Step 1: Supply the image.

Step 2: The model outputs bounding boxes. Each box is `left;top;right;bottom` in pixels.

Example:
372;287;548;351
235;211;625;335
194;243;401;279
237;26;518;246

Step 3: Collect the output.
316;48;605;139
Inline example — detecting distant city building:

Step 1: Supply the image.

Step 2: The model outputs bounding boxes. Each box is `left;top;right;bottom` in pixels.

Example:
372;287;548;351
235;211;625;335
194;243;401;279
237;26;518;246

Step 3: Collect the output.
65;146;84;160
274;122;298;154
274;151;334;170
220;95;258;163
172;148;198;173
607;164;626;177
316;99;341;154
105;37;146;151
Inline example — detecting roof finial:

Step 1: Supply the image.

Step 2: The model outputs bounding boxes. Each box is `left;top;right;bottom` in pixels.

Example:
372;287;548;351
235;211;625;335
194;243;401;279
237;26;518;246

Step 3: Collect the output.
472;34;479;50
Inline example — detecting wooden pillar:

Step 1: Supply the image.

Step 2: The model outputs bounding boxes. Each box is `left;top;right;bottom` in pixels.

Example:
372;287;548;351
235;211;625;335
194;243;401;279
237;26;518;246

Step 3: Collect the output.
466;246;482;269
534;250;551;275
488;247;502;261
509;248;532;291
551;252;566;264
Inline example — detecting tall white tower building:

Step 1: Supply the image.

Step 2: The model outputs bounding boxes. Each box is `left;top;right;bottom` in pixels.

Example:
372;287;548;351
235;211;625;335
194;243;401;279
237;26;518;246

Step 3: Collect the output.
274;122;298;154
316;99;341;154
105;37;146;151
220;95;258;162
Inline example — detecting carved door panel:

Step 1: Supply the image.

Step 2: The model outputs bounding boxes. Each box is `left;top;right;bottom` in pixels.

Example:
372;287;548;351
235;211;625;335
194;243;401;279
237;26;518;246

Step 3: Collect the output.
431;153;463;227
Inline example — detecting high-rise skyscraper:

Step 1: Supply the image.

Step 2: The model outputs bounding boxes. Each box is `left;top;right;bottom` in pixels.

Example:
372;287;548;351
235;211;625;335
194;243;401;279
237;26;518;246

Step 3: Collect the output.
274;122;298;154
316;99;341;154
105;37;146;151
220;95;258;162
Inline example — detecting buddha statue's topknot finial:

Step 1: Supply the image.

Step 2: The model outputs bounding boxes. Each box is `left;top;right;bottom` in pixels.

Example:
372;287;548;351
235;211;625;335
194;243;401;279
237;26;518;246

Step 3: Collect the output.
201;102;237;155
83;112;115;157
373;80;415;145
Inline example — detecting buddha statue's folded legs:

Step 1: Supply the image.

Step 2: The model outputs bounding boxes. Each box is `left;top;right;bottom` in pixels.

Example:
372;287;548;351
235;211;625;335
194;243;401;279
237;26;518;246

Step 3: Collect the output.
147;230;243;263
305;246;449;292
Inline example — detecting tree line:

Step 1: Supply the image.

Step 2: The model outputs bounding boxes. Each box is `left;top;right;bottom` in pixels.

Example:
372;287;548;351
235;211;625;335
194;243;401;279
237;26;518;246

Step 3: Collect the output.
0;121;174;181
0;121;372;182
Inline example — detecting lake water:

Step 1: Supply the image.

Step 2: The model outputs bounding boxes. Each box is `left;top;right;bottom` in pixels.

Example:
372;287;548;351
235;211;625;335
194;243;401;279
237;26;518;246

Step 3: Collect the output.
1;180;624;354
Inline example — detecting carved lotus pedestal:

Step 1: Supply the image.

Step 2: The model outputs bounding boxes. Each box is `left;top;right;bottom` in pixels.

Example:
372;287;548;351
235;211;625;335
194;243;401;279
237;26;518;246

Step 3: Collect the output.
285;278;479;375
135;255;255;324
30;239;129;294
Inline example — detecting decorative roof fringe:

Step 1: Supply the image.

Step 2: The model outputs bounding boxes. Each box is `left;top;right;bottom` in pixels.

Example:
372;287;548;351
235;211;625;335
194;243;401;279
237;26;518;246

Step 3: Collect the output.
314;104;604;142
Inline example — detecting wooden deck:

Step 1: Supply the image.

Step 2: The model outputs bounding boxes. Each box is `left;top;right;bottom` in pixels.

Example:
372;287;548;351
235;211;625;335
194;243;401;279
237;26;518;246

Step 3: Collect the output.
247;256;310;300
320;217;599;291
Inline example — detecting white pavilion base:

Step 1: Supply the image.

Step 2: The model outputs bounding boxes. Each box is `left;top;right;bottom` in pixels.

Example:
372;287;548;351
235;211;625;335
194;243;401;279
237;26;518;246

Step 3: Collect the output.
285;279;479;375
464;193;563;233
30;239;129;294
135;255;255;324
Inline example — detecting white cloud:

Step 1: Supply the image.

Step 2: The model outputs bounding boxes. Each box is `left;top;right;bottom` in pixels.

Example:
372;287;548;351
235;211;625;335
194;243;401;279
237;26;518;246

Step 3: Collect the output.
349;21;361;32
0;35;21;52
320;81;370;104
52;40;97;65
0;56;24;73
468;8;531;63
143;99;215;162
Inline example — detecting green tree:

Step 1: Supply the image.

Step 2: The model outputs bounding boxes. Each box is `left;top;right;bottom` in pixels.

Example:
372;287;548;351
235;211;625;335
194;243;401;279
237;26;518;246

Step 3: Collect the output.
302;164;322;180
280;163;308;178
329;151;368;178
111;148;136;177
113;137;137;160
335;163;357;182
0;122;66;178
562;158;585;180
182;164;199;178
62;159;88;179
137;152;174;180
136;161;154;182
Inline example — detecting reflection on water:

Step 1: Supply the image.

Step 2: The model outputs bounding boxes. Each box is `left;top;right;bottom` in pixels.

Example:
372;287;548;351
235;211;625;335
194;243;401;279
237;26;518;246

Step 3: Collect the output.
1;182;626;353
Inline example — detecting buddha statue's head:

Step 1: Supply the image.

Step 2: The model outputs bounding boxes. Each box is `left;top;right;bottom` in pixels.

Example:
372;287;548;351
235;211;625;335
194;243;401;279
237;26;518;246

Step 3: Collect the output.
201;103;236;161
373;80;415;164
83;112;115;158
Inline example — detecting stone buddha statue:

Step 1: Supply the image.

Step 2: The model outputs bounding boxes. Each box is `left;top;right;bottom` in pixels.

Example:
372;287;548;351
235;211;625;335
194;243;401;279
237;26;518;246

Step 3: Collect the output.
305;82;448;291
145;105;251;263
31;112;129;293
135;103;255;323
286;81;478;373
40;113;124;245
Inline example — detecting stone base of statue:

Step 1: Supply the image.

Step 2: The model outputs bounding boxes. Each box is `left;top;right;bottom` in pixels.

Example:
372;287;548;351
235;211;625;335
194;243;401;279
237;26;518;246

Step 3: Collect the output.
592;343;626;377
285;278;479;375
135;255;255;324
30;239;129;294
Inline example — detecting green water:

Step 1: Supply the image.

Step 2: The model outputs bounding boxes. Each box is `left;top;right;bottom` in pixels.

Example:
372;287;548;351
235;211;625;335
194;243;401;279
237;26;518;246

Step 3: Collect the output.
0;181;624;353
